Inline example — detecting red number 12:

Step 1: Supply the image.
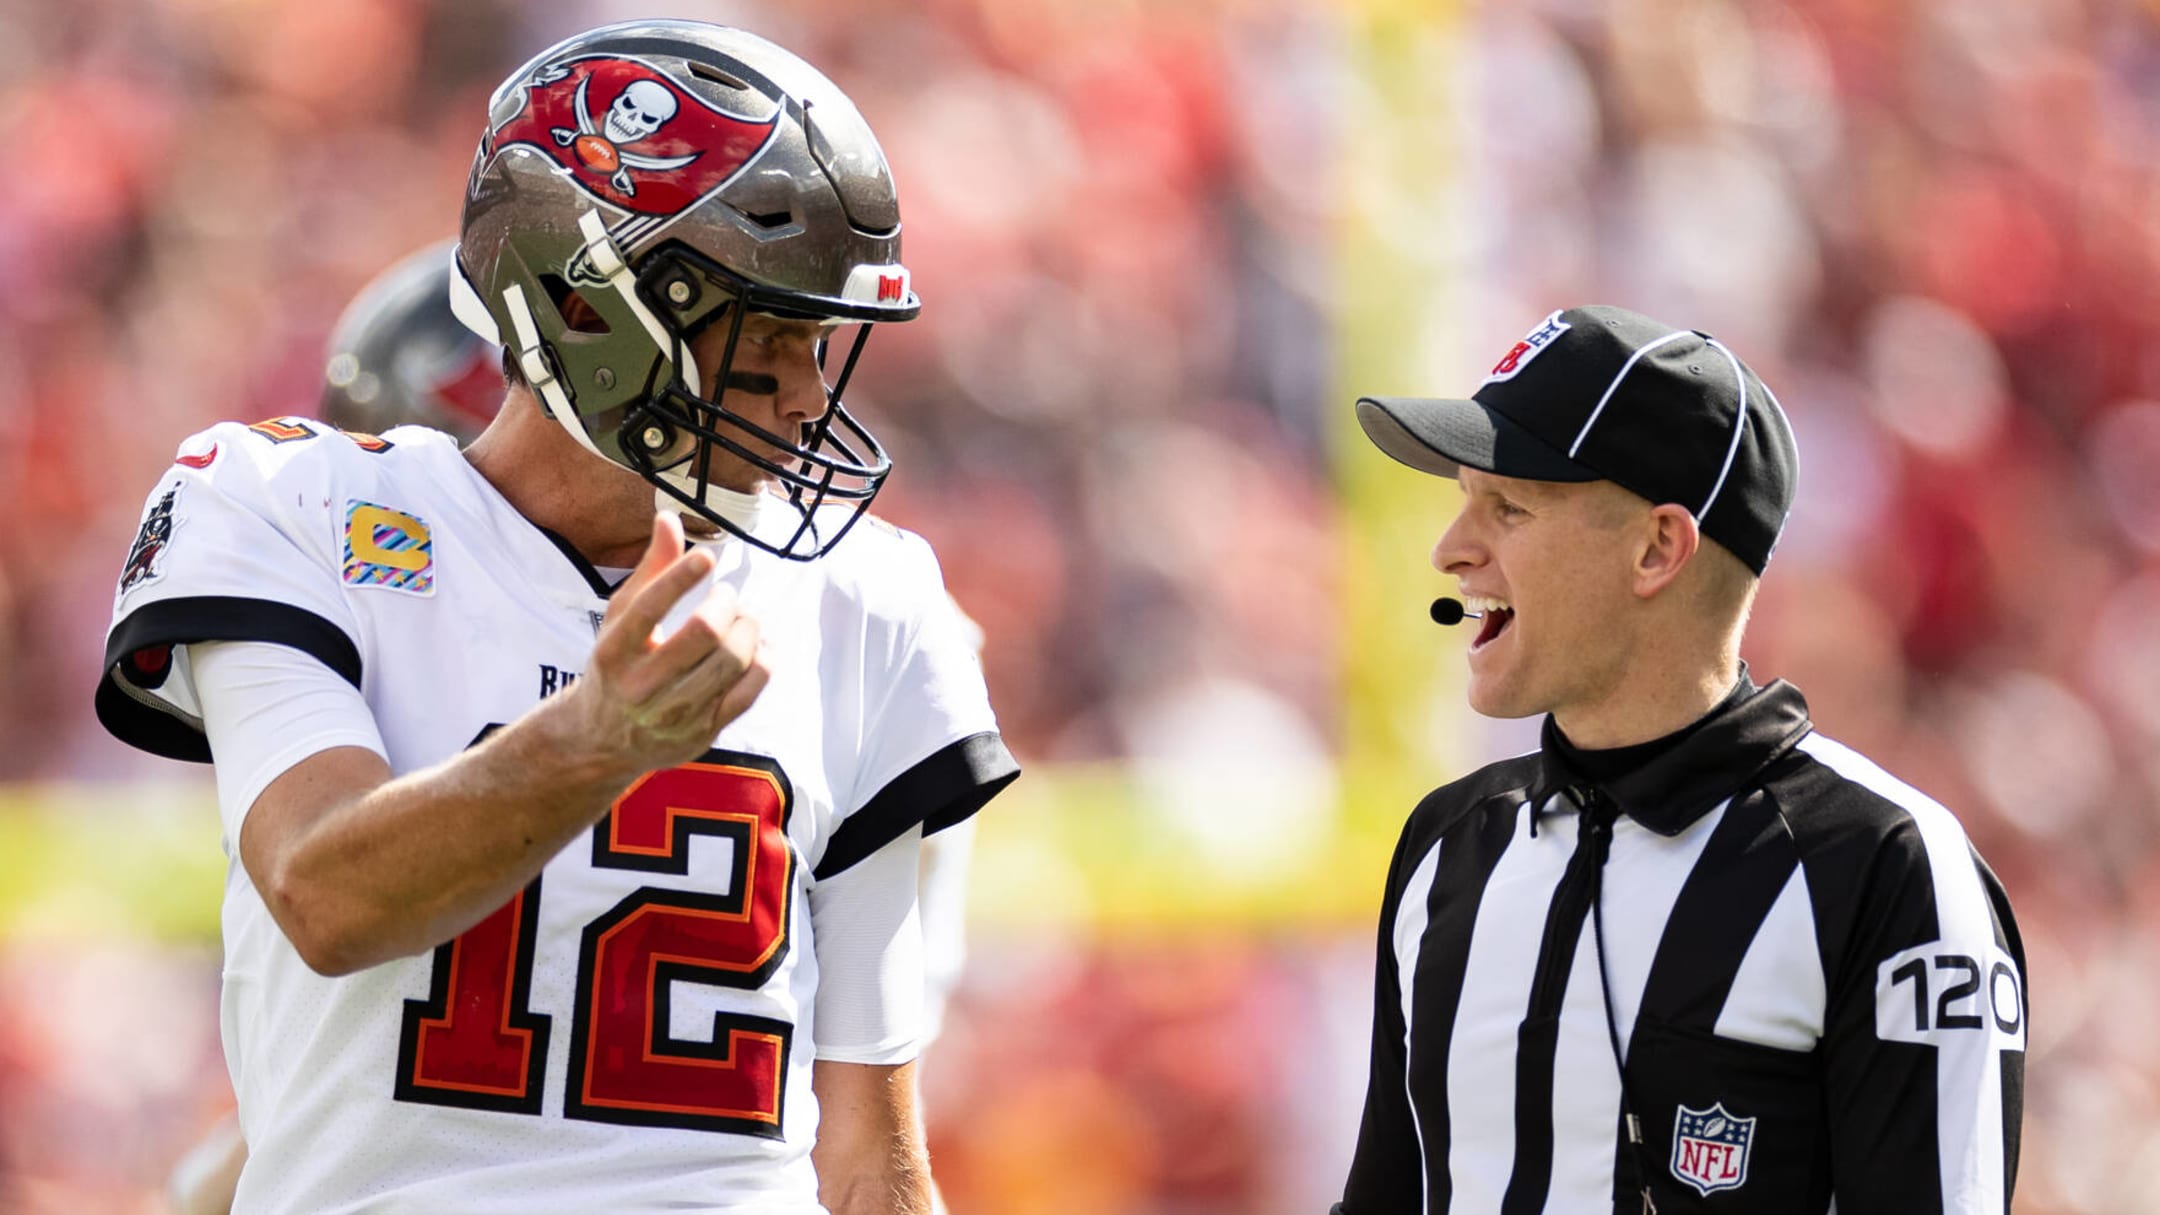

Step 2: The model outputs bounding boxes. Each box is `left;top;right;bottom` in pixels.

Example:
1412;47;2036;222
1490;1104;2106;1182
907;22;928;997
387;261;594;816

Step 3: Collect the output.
393;748;796;1138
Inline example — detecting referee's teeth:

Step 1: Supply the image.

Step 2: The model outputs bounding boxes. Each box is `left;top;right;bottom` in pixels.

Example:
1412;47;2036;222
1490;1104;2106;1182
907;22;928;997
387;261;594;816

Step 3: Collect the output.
1474;607;1514;648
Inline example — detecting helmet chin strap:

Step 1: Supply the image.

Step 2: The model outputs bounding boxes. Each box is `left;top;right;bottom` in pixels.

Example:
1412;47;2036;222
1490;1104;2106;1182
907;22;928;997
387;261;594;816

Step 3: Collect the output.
655;472;771;534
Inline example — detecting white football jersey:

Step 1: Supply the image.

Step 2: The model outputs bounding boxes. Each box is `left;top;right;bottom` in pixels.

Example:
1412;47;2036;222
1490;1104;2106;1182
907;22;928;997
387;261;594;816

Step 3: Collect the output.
97;419;1017;1214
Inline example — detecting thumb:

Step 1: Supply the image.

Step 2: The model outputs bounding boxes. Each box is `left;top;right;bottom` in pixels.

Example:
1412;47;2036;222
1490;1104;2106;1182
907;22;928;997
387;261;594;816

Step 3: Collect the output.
611;512;685;610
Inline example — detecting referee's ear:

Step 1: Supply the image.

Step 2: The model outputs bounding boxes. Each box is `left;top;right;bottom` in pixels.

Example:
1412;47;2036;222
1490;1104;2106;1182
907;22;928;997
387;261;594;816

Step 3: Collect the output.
1628;502;1702;602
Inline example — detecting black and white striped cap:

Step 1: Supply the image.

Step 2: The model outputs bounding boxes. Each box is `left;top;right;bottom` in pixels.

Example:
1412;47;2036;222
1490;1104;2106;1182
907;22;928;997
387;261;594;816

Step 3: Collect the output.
1356;304;1799;574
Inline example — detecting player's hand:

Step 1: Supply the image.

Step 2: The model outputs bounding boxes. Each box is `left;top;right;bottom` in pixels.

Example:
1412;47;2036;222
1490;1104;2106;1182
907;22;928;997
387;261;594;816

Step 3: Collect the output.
554;512;769;774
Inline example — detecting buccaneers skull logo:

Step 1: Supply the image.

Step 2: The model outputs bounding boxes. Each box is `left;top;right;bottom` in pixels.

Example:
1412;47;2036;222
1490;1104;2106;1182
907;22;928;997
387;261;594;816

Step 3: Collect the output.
550;76;699;196
489;56;778;217
120;486;179;592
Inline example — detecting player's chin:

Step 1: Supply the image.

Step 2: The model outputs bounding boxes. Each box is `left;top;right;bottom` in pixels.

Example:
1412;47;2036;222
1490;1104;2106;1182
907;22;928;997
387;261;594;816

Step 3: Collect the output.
689;449;779;495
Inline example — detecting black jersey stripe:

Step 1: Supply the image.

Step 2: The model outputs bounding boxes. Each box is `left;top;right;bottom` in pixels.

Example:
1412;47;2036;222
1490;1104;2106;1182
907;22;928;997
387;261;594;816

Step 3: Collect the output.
1410;796;1521;1212
812;732;1018;880
1615;789;1806;1206
1499;795;1612;1215
1975;846;2027;1212
1341;838;1428;1215
96;595;365;763
1630;787;1801;1032
1999;1048;2024;1213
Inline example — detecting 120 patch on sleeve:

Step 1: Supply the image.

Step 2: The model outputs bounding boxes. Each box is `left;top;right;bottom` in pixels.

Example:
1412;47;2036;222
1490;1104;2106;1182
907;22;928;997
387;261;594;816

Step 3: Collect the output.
343;500;435;595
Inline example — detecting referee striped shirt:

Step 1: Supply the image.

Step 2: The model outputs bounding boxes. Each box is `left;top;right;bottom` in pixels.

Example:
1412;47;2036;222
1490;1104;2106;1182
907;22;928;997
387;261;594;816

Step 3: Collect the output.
1335;678;2025;1214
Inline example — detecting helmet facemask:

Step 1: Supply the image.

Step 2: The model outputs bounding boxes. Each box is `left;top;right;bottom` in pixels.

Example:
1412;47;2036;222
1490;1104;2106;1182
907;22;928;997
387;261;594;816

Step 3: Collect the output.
614;242;892;560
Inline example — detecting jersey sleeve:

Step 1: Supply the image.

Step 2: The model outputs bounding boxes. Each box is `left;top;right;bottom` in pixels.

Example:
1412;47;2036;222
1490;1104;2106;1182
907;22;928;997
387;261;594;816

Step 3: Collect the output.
192;640;387;848
96;422;366;762
915;815;978;1046
809;824;926;1064
813;534;1019;881
1822;811;2027;1213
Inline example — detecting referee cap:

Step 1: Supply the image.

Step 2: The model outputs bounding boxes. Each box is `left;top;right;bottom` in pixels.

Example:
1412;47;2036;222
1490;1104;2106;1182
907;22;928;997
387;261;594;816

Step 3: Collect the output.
1357;305;1799;574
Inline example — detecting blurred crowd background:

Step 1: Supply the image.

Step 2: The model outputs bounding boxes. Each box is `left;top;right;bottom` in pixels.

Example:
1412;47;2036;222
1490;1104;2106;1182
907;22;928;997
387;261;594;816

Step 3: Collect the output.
1;0;2157;1210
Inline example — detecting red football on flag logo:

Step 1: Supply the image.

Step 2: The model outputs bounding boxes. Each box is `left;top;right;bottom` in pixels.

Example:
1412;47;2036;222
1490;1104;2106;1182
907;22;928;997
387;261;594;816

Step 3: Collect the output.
489;57;778;217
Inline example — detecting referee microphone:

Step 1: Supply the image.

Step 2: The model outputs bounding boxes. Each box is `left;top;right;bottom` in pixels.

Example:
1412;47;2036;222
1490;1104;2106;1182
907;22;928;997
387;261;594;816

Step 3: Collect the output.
1429;597;1485;626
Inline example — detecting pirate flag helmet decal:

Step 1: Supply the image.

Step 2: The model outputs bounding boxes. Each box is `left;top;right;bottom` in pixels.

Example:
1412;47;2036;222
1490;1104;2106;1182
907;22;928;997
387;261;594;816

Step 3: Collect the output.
493;57;774;216
452;20;920;559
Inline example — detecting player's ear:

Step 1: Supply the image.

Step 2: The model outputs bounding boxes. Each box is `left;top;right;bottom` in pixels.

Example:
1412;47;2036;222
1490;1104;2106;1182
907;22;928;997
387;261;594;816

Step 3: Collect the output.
1632;503;1700;600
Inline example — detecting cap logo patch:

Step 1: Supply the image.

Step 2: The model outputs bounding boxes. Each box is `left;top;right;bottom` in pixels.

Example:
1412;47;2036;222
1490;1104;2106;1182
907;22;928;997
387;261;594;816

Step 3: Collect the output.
1483;310;1571;385
343;500;435;595
119;483;182;597
1671;1102;1755;1196
488;56;778;217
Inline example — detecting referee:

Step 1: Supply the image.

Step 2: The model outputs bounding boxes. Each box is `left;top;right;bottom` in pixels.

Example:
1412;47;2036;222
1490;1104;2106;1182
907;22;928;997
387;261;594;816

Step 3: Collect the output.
1336;306;2025;1214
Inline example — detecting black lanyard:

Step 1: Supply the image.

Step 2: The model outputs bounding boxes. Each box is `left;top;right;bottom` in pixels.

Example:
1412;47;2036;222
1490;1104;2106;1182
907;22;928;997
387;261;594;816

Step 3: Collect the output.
1570;785;1659;1215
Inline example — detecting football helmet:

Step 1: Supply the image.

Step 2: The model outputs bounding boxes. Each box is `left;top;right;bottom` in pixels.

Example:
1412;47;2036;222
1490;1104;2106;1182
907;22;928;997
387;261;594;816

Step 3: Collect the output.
321;241;503;444
452;20;919;559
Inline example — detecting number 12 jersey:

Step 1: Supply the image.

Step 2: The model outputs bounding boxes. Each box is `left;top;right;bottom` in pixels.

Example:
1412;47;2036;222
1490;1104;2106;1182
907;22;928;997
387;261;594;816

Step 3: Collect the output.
97;419;1019;1213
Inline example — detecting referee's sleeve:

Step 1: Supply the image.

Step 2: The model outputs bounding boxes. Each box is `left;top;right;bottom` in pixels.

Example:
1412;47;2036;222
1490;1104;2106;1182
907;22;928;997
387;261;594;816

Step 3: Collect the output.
1822;814;2026;1215
1336;824;1425;1215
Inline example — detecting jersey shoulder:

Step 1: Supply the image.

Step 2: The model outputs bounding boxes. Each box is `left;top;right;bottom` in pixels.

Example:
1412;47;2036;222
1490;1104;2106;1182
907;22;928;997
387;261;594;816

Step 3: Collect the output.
1776;732;2019;983
118;417;458;602
157;416;452;508
1405;750;1544;842
103;418;435;761
1771;732;1972;864
808;512;952;623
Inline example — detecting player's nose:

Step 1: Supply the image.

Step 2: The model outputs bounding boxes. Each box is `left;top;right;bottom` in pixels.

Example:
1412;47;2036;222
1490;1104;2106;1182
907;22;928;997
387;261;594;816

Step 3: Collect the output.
775;344;829;425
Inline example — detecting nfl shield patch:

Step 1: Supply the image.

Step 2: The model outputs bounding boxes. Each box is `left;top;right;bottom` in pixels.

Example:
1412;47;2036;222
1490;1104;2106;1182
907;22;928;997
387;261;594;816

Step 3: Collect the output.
343;500;434;595
1671;1102;1755;1197
1483;309;1572;384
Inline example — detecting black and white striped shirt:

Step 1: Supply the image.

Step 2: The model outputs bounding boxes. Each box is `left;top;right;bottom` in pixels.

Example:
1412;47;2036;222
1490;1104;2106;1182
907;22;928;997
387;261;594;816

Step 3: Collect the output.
1336;679;2025;1214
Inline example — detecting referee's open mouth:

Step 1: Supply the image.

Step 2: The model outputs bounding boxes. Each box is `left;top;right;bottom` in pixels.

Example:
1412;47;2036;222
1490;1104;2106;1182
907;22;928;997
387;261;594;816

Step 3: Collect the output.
1464;595;1514;650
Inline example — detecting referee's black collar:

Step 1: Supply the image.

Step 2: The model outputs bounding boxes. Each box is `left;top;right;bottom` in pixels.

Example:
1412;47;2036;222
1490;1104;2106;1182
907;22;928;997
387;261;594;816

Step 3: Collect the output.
1535;678;1814;836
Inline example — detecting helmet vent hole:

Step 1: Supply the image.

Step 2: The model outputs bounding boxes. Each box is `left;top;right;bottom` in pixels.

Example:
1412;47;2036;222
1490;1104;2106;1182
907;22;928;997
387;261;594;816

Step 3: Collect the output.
740;208;794;231
686;61;752;93
538;274;612;335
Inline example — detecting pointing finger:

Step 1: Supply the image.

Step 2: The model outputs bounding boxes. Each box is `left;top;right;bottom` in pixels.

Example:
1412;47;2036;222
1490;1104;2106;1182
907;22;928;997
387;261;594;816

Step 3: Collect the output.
595;545;714;669
630;582;745;687
609;513;685;610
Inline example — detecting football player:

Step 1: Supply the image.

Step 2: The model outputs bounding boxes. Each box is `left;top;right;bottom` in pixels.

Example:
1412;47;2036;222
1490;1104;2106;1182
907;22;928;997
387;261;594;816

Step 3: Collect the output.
105;21;1015;1214
317;240;505;445
170;236;989;1214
